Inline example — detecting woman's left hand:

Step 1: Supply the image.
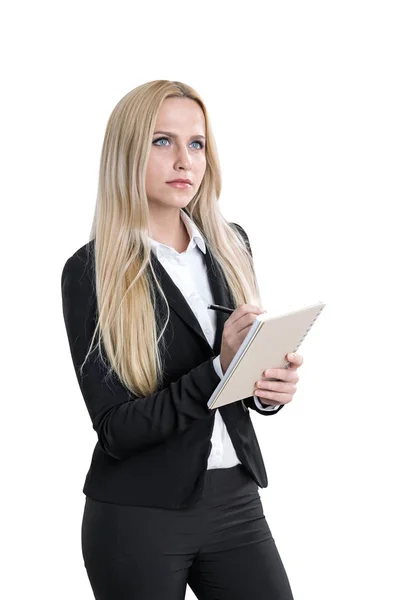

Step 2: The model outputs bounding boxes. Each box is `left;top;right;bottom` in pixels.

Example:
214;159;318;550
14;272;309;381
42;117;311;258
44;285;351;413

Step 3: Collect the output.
254;353;304;406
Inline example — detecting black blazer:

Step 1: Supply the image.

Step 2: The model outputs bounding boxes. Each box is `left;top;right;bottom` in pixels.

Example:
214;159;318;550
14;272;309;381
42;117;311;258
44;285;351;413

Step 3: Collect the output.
61;222;284;509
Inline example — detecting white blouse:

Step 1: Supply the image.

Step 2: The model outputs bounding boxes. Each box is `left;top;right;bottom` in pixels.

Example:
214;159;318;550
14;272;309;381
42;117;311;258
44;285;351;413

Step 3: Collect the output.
149;209;278;470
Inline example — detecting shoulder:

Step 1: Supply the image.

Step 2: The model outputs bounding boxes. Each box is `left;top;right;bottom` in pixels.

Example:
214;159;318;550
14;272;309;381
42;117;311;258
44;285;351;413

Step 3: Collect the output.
61;239;95;291
230;222;251;254
230;222;248;238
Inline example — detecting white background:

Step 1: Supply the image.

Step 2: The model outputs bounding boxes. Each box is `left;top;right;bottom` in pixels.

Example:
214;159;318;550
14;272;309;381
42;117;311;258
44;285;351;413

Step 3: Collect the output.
2;1;399;598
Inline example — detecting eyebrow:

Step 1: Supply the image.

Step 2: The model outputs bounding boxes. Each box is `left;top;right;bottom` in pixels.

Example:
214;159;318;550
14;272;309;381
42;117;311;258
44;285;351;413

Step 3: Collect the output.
153;130;206;140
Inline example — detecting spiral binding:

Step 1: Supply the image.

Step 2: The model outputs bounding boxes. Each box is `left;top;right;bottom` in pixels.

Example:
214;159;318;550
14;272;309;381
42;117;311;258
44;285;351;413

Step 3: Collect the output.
292;303;325;354
239;302;325;413
247;302;325;413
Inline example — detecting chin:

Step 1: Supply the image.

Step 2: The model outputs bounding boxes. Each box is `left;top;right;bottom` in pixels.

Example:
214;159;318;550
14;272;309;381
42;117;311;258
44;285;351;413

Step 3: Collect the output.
150;197;193;210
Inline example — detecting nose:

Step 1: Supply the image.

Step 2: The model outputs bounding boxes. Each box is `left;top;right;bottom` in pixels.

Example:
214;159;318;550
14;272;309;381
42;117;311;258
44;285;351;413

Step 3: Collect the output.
174;143;192;170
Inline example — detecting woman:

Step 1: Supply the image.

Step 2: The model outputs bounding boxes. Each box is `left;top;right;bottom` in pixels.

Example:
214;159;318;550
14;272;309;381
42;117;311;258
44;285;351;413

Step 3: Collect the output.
61;80;303;600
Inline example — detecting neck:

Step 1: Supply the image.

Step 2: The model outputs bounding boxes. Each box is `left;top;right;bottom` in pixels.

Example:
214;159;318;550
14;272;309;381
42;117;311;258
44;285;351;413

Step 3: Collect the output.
149;206;190;253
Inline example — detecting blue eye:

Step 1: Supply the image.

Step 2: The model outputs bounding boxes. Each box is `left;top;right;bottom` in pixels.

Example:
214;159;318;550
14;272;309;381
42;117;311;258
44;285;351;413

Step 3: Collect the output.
153;137;169;147
152;137;204;149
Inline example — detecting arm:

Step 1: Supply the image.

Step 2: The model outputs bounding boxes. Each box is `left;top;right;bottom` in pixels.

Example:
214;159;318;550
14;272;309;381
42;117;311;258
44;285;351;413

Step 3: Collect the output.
229;222;285;416
61;255;219;461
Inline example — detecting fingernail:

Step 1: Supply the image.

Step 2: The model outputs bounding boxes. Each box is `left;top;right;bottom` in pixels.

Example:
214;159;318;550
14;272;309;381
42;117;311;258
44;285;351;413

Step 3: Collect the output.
289;353;295;359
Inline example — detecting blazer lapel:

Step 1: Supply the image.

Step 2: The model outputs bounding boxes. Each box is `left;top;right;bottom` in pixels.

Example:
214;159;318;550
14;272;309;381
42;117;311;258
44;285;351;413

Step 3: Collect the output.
149;239;234;356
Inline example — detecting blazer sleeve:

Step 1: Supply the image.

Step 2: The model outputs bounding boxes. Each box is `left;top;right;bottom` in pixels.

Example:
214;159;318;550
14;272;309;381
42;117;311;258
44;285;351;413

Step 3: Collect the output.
61;254;220;461
230;222;284;416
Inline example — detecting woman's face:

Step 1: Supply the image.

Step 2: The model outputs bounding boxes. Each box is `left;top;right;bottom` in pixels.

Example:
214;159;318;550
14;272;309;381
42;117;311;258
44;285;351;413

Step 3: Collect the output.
145;97;207;211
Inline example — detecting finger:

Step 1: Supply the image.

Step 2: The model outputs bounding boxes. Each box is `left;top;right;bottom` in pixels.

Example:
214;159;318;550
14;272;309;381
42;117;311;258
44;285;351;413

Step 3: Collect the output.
256;380;296;394
227;304;264;329
264;369;298;383
286;353;304;369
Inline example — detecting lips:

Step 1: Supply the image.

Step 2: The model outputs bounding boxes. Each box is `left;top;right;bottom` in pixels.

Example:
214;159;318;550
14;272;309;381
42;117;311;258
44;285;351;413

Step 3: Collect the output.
166;179;192;185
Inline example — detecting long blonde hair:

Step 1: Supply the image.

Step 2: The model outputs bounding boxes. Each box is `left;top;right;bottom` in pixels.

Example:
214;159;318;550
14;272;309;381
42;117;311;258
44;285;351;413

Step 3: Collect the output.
83;80;262;397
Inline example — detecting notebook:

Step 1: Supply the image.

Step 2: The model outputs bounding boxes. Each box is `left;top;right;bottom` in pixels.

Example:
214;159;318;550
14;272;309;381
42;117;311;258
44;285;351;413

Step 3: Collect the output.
207;300;326;410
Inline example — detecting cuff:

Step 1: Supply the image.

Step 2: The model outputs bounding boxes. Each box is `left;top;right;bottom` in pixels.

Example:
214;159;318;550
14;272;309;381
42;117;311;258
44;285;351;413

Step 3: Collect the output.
253;395;280;411
213;355;224;379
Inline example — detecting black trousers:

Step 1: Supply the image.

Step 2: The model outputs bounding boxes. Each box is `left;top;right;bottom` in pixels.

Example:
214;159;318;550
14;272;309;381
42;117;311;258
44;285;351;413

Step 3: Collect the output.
81;464;294;599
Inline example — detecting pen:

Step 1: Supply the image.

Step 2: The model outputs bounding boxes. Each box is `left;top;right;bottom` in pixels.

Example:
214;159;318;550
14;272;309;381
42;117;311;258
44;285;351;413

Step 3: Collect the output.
207;303;235;315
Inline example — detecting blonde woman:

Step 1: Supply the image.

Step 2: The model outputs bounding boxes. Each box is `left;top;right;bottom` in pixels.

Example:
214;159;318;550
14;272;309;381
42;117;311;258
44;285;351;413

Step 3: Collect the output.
61;80;303;600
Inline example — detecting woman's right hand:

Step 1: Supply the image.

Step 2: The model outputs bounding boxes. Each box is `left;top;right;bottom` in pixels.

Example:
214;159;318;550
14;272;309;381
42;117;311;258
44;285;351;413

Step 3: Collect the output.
220;304;265;375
